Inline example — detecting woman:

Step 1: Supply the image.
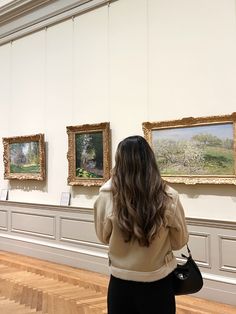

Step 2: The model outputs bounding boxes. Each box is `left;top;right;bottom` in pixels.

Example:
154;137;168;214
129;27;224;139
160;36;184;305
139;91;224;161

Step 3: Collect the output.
94;135;188;314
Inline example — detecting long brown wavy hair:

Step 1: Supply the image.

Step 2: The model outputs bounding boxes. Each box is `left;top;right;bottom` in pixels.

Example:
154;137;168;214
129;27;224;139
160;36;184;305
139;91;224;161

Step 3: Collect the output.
112;135;171;247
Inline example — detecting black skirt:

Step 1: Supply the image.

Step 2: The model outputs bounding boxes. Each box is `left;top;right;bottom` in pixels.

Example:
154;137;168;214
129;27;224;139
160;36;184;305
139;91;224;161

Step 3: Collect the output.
107;272;176;314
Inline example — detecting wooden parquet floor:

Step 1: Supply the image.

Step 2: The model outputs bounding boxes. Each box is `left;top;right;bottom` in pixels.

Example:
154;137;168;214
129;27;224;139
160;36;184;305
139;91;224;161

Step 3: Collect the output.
0;251;235;314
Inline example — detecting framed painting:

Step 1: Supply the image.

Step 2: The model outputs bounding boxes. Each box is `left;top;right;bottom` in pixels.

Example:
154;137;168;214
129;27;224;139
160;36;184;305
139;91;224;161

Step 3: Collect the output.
2;133;46;180
67;122;111;186
143;113;236;184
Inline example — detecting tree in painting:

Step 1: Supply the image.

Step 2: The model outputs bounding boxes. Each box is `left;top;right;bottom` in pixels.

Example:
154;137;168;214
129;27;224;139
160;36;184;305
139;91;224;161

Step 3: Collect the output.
75;132;103;178
10;141;40;173
153;124;234;176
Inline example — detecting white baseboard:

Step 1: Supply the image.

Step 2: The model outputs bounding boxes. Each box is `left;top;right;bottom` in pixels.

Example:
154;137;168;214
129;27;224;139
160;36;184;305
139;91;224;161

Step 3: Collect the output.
0;233;109;275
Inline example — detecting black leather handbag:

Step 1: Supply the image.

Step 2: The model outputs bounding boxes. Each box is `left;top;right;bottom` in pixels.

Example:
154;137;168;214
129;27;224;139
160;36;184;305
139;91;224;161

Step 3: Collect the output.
173;245;203;295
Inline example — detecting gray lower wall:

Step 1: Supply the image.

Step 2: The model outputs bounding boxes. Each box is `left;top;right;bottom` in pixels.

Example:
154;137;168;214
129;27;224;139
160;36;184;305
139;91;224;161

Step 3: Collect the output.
0;200;235;306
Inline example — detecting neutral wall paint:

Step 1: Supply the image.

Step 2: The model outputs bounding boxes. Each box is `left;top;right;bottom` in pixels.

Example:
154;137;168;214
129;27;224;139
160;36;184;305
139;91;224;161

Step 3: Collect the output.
0;0;236;220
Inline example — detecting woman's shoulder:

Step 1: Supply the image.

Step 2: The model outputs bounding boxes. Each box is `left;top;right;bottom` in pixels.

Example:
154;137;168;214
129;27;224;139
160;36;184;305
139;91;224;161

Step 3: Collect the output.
99;178;112;192
163;185;180;224
94;179;113;215
165;184;179;198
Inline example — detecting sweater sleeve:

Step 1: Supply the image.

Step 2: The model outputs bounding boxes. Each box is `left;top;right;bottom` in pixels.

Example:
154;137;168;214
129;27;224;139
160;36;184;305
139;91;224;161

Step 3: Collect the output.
94;192;112;245
168;195;189;250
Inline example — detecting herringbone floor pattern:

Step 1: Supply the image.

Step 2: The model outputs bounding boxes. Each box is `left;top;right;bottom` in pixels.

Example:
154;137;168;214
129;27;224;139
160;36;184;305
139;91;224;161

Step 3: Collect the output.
0;251;235;314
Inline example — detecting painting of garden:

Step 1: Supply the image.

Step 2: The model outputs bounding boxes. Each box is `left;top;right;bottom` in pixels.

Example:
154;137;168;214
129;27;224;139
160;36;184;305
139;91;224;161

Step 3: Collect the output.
152;123;234;176
10;141;40;173
75;132;103;178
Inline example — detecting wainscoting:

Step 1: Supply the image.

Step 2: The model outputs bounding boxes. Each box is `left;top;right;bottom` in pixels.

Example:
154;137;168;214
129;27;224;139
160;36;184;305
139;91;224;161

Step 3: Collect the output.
0;200;235;306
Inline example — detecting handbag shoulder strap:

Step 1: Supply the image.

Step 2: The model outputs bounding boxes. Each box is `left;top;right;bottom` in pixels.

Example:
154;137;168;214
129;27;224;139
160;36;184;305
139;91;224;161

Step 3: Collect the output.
181;244;192;259
186;244;191;256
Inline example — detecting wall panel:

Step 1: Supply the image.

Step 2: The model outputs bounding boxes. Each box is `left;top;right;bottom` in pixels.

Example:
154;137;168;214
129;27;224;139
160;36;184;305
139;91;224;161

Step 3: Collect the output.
59;217;99;244
10;31;45;135
109;0;148;145
148;0;236;119
44;19;74;203
73;6;109;125
0;210;8;230
219;235;236;273
11;211;55;238
189;232;211;267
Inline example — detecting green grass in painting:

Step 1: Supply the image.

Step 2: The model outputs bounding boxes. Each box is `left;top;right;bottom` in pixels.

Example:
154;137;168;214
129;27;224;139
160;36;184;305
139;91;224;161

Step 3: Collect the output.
10;164;40;173
76;168;102;178
202;147;234;175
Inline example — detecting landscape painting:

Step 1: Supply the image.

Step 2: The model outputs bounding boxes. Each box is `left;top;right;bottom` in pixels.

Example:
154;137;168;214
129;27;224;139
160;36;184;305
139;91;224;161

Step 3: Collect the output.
152;124;234;176
9;141;40;174
143;113;236;184
3;134;46;180
67;122;111;186
75;132;103;179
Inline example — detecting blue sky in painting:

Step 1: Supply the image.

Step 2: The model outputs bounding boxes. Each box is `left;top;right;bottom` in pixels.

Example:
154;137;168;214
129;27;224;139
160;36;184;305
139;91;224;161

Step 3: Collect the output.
152;123;233;141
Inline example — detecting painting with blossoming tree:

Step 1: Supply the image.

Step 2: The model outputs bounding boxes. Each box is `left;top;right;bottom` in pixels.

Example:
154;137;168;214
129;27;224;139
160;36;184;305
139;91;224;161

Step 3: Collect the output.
143;113;236;185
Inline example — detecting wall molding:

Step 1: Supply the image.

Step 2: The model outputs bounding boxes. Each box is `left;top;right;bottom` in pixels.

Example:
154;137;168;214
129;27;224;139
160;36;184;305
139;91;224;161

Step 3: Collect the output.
0;0;51;20
11;211;56;239
60;236;107;249
0;0;118;46
186;217;236;230
0;200;91;213
0;232;108;259
188;231;211;268
1;200;236;229
202;272;236;285
0;209;8;231
219;235;236;273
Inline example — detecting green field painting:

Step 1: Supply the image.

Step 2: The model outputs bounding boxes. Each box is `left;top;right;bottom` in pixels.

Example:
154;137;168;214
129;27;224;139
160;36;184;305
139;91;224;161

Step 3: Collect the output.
10;142;40;173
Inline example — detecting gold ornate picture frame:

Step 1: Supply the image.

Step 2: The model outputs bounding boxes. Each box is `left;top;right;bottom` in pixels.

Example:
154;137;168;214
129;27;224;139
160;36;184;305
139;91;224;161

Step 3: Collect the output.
67;122;111;186
2;133;46;181
143;113;236;185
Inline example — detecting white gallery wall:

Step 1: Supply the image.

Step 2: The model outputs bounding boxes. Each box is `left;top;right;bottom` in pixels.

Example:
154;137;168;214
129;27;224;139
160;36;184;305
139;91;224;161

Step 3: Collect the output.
0;0;236;220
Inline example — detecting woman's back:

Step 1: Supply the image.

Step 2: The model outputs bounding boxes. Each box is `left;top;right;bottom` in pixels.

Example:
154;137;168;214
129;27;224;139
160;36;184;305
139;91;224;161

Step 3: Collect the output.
95;180;188;281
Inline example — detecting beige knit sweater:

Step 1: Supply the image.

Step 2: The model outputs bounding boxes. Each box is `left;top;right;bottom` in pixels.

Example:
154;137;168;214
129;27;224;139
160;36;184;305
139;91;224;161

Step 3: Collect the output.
94;179;189;282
